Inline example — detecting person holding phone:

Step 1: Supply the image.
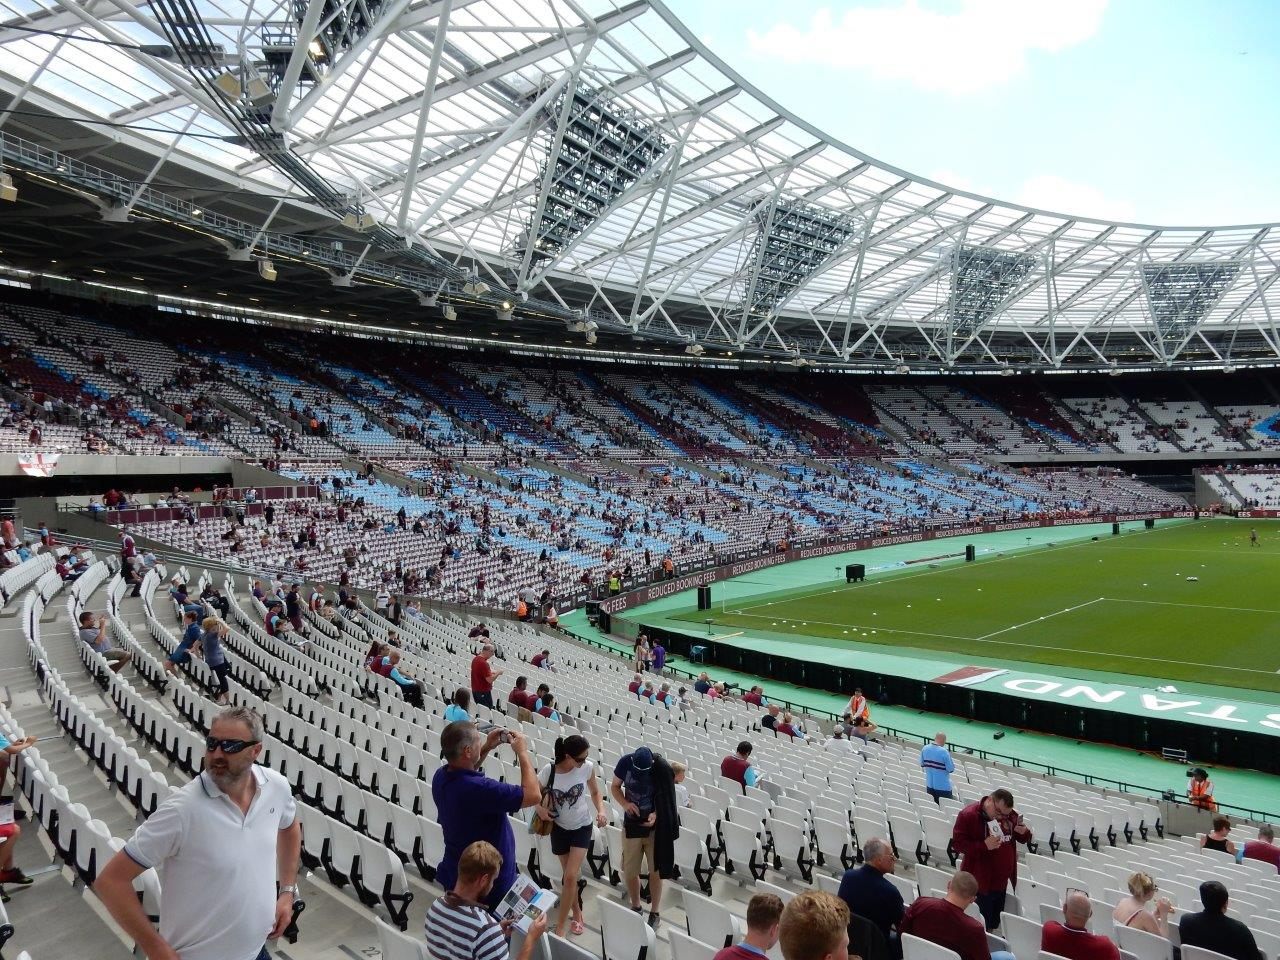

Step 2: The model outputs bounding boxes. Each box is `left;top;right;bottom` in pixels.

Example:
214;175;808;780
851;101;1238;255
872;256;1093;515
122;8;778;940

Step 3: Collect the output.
950;788;1032;931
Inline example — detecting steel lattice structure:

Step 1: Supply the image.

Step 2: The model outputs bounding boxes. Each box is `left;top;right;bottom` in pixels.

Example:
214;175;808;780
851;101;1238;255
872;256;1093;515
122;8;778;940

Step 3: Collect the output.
2;0;1280;371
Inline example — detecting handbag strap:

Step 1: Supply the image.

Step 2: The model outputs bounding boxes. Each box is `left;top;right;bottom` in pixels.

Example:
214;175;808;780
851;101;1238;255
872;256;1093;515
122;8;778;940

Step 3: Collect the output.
543;764;557;811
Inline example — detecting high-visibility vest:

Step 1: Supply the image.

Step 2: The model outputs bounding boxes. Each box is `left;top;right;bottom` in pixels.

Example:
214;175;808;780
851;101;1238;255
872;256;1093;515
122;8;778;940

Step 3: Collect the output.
1189;778;1216;811
516;600;528;618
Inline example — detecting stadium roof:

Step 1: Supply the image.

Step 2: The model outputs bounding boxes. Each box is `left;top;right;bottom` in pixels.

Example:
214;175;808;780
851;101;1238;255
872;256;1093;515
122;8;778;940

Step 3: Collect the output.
2;0;1280;372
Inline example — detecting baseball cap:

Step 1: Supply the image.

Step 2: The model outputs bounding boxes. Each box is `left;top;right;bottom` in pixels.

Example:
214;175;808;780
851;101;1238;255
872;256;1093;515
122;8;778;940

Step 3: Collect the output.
630;746;654;772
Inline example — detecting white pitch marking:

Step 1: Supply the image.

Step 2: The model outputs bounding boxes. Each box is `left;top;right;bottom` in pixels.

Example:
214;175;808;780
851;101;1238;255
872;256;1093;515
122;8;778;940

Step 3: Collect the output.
974;597;1106;641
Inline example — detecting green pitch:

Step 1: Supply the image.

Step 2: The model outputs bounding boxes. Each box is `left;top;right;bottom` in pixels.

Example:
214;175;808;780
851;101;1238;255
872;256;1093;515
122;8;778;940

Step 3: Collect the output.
671;519;1280;694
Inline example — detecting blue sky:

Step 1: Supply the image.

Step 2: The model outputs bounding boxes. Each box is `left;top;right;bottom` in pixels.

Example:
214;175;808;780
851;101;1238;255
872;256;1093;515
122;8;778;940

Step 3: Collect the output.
665;0;1280;227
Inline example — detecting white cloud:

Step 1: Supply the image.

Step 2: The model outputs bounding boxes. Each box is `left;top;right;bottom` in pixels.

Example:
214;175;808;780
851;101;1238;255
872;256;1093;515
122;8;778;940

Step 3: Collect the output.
1014;173;1137;222
746;0;1108;94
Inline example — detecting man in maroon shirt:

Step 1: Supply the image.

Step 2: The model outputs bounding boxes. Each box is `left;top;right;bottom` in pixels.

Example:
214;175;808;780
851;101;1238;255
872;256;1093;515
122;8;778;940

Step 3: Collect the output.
720;742;756;791
1041;892;1120;960
714;893;783;960
950;788;1031;930
900;871;1012;960
470;643;501;709
1243;824;1280;873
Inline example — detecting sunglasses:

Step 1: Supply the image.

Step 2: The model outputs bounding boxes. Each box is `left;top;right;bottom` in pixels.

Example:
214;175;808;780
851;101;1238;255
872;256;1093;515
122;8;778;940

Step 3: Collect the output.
205;736;259;754
573;753;589;764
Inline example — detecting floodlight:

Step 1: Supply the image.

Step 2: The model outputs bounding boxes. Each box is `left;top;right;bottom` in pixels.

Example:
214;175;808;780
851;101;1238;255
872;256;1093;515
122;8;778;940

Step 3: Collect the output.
442;304;458;321
417;291;438;308
0;172;15;203
212;71;242;100
257;259;277;282
496;299;514;321
685;343;704;356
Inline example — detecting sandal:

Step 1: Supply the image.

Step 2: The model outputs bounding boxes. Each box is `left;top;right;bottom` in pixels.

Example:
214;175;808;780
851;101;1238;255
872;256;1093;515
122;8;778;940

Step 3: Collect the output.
570;920;586;936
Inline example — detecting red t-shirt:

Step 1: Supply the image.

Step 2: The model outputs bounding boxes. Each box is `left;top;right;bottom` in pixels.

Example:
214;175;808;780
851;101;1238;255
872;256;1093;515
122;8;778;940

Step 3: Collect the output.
714;946;764;960
507;688;529;707
1243;840;1280;872
742;692;762;706
900;898;989;960
1040;922;1120;960
471;654;493;693
720;755;749;786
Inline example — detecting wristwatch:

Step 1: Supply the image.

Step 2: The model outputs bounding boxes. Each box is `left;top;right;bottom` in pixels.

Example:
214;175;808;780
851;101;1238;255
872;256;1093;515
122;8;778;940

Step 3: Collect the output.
279;884;298;898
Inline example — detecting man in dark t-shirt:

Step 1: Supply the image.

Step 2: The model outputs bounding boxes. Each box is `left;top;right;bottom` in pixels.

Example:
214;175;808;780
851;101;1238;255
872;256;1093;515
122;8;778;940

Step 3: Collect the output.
1178;881;1259;960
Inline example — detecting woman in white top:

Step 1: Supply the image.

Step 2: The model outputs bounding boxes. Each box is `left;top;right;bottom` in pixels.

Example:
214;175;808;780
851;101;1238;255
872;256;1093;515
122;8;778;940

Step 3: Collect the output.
534;734;607;937
1112;871;1172;938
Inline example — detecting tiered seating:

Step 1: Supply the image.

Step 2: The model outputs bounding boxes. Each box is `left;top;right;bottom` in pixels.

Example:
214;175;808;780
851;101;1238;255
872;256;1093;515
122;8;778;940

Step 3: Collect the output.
866;385;975;457
1062;397;1179;454
923;386;1057;457
1224;471;1280;509
1139;400;1245;453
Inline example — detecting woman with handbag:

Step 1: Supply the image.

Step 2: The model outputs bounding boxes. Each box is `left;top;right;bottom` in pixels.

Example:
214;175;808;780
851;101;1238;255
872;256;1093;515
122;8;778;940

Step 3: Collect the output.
534;735;608;937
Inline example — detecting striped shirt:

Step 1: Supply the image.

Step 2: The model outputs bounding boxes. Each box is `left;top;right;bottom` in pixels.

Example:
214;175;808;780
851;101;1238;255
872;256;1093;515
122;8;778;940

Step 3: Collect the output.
424;893;508;960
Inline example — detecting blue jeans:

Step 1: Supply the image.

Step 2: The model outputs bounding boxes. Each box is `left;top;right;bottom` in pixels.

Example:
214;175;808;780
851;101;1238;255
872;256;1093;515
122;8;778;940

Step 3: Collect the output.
254;948;270;960
992;952;1015;960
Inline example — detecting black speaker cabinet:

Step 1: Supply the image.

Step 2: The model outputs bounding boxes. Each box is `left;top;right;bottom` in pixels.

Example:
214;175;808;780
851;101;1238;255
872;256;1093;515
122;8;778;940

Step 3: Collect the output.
845;564;865;583
965;544;976;562
697;586;712;610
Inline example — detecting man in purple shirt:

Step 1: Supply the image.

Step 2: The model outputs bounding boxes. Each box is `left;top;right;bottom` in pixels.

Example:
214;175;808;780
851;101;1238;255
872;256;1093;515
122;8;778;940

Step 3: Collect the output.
432;722;541;909
651;642;666;673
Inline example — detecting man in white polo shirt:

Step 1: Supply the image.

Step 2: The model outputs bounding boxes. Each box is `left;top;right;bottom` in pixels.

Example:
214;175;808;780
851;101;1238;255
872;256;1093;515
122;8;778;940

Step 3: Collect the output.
94;706;301;960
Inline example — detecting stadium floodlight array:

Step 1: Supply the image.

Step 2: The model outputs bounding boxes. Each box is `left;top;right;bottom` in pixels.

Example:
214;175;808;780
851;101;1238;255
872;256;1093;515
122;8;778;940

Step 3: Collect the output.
260;0;389;96
515;86;669;264
947;245;1038;341
727;199;861;332
1140;262;1241;352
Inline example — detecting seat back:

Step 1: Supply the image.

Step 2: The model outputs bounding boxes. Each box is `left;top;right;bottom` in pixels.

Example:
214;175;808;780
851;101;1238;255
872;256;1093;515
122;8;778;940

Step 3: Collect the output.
669;929;718;960
1116;924;1174;960
1001;912;1043;960
902;933;962;960
377;917;428;960
598;896;656;960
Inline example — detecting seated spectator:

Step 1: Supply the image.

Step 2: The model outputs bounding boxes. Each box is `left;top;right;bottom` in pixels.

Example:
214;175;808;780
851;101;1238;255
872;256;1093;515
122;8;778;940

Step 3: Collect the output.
530;648;553;670
1112;872;1172;938
1178;881;1258;960
825;729;858;755
776;710;806;740
1041;891;1120;960
375;651;424;708
468;622;490;640
720;741;762;789
1243;823;1280;873
1200;815;1236;856
165;610;203;676
693;671;713;695
655;682;676;709
638;680;657;704
363;641;388;671
900;870;1015;960
425;840;547;960
851;715;878;742
837;838;905;952
715;892;784;960
77;611;132;674
532;684;551;713
507;675;532;706
671;761;690;808
535;694;561;723
761;703;781;731
779;891;850;960
55;555;83;582
742;685;767;707
627;672;643;695
200;583;229;617
444;688;472;724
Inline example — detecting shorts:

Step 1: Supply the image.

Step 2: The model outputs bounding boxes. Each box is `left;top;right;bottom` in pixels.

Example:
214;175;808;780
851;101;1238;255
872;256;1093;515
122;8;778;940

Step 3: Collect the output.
101;649;129;663
550;823;593;855
621;832;655;877
167;649;190;665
